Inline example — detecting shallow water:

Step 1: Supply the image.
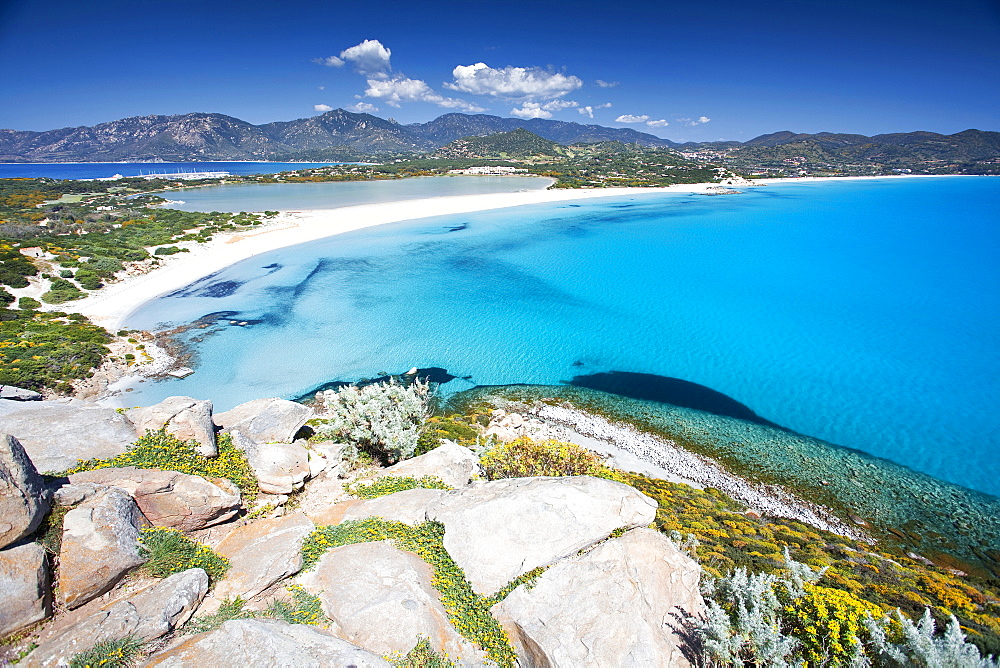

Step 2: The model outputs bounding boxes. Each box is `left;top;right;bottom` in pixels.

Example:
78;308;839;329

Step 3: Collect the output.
124;176;1000;500
165;175;551;212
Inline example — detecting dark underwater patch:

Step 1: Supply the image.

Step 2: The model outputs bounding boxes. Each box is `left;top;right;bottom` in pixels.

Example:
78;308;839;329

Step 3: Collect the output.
567;370;779;427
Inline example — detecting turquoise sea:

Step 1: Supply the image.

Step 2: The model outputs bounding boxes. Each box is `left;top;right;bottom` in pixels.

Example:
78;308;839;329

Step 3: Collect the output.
122;177;1000;508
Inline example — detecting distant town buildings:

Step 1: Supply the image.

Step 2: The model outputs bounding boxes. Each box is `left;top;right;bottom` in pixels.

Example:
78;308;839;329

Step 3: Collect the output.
447;166;529;175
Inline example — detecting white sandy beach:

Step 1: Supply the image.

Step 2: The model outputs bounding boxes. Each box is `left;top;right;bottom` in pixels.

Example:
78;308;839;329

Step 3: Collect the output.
70;182;726;329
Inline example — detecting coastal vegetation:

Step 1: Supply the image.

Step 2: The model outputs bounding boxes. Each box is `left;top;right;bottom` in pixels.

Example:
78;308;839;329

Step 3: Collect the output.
138;527;230;584
0;310;109;393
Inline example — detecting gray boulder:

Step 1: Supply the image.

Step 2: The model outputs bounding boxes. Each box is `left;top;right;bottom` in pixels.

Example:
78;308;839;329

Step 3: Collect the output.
0;385;42;401
0;541;50;637
0;400;136;473
146;618;391;667
378;440;480;488
26;568;208;667
297;541;486;665
215;398;313;444
0;433;50;549
59;486;149;609
126;396;216;457
428;476;657;595
494;528;704;667
213;513;314;602
69;468;241;532
230;431;310;494
307;488;448;527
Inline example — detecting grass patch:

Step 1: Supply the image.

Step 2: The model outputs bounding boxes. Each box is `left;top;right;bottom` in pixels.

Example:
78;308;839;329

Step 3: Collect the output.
388;637;458;668
138;527;229;585
483;566;547;608
346;475;452;500
302;519;516;667
69;430;258;503
184;598;254;635
267;585;328;626
36;503;70;556
68;635;143;668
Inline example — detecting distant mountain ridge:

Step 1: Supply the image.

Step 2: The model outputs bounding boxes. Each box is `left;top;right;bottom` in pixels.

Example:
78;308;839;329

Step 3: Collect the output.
0;110;995;170
0;110;674;163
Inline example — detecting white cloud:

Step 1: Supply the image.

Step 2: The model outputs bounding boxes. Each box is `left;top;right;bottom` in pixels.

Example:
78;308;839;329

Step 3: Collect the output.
646;119;669;127
578;103;612;119
595;79;619;88
347;101;379;113
365;76;485;112
315;55;344;67
314;104;333;112
678;116;711;126
616;114;650;123
337;39;392;76
509;99;578;119
447;63;582;100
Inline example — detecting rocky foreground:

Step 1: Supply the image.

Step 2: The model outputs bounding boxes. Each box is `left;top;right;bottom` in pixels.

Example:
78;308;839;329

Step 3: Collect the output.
0;393;705;666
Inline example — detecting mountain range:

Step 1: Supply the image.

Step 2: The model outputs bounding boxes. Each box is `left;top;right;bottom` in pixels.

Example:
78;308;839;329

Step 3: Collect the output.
0;109;996;170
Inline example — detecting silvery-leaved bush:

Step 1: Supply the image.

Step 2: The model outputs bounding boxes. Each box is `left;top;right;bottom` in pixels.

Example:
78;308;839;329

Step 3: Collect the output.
314;378;432;464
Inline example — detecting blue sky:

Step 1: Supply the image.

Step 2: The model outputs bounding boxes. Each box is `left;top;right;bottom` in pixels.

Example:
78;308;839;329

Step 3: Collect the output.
1;0;997;141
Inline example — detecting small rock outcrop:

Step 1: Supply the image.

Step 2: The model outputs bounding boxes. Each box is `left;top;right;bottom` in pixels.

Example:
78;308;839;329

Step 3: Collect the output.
378;440;481;488
26;568;208;667
68;468;241;532
212;513;314;602
229;431;310;494
126;396;216;457
1;433;50;549
59;486;150;609
428;476;658;595
0;400;136;473
297;540;486;664
146;618;391;667
214;397;313;444
308;488;448;527
0;385;42;401
494;528;704;667
0;541;50;637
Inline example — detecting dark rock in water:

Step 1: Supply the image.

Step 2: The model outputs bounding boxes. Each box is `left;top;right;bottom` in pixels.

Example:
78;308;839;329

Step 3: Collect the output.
0;386;41;401
295;367;459;401
567;371;778;427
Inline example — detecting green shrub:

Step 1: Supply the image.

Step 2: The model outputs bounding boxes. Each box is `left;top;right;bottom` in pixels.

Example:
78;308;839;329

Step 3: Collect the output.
138;527;229;584
479;437;624;482
41;284;85;304
267;585;327;626
346;475;452;499
0;311;109;392
0;288;13;306
69;430;258;503
311;378;433;464
18;296;40;310
388;637;458;668
68;635;143;668
302;519;515;667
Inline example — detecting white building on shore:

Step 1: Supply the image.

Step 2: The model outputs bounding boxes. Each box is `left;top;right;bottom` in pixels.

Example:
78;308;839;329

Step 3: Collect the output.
447;166;529;176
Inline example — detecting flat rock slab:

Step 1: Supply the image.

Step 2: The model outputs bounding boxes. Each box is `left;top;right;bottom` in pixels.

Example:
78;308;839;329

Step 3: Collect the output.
69;468;241;532
307;488;447;527
26;568;208;668
59;486;149;609
213;513;314;601
1;433;50;549
0;541;50;637
230;432;310;495
0;386;41;401
494;528;704;667
297;540;486;665
378;440;481;488
146;618;391;667
215;398;314;444
126;396;216;457
428;476;657;595
0;400;136;473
